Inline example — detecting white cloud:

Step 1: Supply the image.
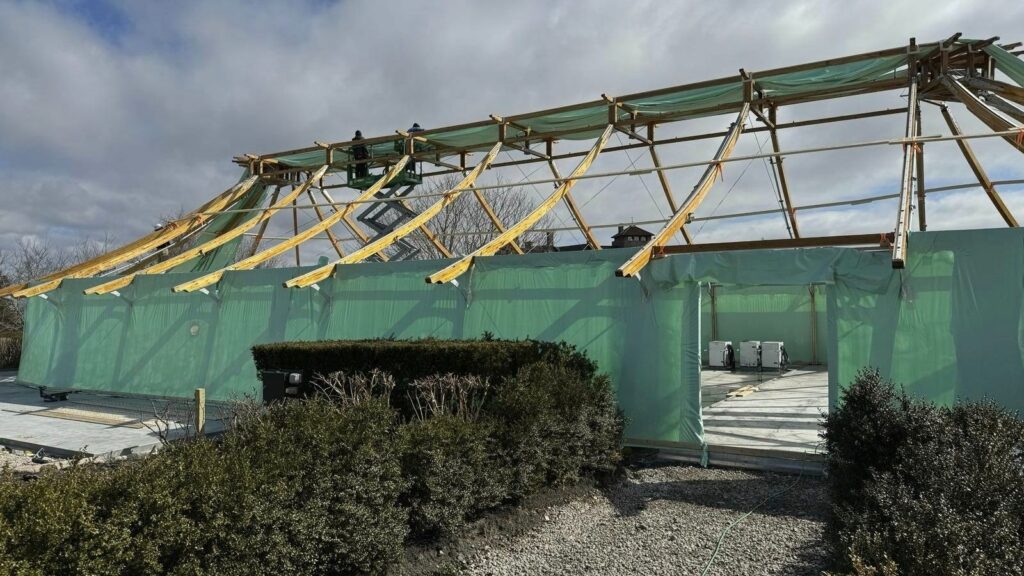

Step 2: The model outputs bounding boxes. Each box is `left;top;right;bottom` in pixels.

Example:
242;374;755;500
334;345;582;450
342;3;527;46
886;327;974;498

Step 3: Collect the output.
0;0;1021;260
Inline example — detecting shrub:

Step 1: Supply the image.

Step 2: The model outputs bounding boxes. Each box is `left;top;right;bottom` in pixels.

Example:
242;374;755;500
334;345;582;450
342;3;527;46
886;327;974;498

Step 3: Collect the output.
823;369;1024;575
0;335;20;369
401;415;506;539
488;362;624;498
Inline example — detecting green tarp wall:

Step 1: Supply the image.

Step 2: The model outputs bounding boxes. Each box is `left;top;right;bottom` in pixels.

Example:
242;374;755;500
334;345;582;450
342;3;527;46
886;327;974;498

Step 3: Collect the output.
17;228;1024;449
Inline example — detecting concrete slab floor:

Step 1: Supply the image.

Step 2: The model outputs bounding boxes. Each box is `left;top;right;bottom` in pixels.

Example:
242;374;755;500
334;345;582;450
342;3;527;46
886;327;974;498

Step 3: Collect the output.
701;367;828;456
0;371;227;460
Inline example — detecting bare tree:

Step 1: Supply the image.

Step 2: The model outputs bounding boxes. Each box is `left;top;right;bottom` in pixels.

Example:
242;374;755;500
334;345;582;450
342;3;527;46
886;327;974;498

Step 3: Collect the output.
406;175;558;258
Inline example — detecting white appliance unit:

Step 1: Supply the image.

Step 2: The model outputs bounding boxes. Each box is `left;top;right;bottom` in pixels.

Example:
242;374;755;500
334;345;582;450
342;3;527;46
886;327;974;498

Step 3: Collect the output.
708;341;734;369
739;341;761;368
761;341;787;370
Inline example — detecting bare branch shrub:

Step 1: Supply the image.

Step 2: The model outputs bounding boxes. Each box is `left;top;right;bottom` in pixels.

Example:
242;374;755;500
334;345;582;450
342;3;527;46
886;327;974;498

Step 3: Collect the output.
312;369;396;408
407;374;489;421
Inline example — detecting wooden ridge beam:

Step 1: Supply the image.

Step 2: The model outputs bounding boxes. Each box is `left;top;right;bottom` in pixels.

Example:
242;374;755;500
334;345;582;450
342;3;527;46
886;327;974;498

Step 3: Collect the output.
84;168;328;296
11;175;260;299
173;158;410;293
660;232;894;253
616;103;751;278
285;142;503;288
426;125;615;284
940;105;1018;227
892;77;920;269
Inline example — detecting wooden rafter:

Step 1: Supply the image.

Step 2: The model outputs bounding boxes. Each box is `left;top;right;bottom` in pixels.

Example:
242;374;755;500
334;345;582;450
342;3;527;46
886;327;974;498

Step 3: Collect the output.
471;185;524;254
173;158;411;293
426;125;615;284
305;188;345;258
646;134;692;244
285;142;503;288
396;197;453;258
616;103;751;278
249;186;281;257
892;77;920;269
940;105;1019;227
11;175;260;299
546;160;601;249
768;105;801;238
84;167;328;296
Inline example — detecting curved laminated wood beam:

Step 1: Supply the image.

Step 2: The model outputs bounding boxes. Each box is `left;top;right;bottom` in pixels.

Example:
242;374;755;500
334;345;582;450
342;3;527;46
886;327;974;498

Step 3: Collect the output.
616;103;751;278
84;166;328;295
285;142;503;288
943;77;1024;155
427;125;614;284
173;158;410;293
9;175;260;299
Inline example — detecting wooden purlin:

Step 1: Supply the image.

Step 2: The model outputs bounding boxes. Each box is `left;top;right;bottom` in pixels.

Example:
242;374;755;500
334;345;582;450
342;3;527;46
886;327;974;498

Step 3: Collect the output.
285;142;504;288
943;77;1024;154
940;105;1019;227
616;103;752;278
173;158;411;293
892;77;920;269
426;125;615;284
10;175;260;299
84;167;328;296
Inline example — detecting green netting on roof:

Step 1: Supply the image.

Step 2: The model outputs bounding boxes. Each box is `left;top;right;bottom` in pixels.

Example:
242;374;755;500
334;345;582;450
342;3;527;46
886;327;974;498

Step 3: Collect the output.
984;44;1024;87
262;53;912;169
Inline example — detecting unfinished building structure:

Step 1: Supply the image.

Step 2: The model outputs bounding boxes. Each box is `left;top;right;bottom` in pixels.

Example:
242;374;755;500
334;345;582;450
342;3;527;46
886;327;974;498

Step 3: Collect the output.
5;35;1024;453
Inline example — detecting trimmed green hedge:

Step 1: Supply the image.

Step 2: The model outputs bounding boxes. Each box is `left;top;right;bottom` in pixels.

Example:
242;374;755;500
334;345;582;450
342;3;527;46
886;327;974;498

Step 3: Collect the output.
823;369;1024;575
0;339;624;574
252;338;597;385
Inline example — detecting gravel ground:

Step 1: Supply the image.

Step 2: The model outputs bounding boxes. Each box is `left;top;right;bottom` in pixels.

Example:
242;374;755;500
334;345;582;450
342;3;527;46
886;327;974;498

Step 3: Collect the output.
463;465;830;576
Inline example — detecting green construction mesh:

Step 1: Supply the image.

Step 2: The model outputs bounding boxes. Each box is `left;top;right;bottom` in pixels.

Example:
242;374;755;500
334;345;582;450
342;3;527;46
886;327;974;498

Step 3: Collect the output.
173;174;270;273
984;44;1024;87
18;229;1024;450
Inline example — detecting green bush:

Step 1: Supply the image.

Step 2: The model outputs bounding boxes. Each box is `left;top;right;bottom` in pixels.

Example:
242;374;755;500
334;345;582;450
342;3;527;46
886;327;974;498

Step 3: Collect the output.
401;415;506;539
823;369;1024;575
488;362;624;498
0;336;20;369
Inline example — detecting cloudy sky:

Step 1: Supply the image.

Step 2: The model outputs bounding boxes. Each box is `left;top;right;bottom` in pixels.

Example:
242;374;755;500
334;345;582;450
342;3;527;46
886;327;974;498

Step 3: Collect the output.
1;0;1023;262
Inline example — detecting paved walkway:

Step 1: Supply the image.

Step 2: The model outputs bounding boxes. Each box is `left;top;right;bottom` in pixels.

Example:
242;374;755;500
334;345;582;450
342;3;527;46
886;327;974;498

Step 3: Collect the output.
0;371;225;459
701;368;828;457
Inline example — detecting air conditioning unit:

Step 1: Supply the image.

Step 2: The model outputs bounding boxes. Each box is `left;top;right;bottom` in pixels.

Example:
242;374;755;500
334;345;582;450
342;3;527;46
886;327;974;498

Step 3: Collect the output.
739;341;761;368
708;341;733;368
762;341;786;369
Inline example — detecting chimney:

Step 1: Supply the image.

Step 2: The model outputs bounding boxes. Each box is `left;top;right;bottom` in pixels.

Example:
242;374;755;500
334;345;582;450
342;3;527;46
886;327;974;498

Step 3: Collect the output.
617;225;624;234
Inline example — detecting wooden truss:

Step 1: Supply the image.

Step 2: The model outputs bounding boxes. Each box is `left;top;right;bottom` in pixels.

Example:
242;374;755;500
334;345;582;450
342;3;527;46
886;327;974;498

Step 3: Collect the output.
9;34;1024;298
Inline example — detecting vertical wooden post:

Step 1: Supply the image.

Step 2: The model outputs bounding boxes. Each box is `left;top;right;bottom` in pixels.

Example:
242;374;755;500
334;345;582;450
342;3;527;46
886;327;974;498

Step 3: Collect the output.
709;284;718;341
809;285;818;365
194;387;206;436
915;103;927;231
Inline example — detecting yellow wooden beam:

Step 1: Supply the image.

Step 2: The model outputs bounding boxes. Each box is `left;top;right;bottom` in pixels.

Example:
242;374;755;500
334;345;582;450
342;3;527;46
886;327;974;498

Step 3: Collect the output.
10;175;259;299
173;158;410;293
286;142;503;288
84;167;328;296
892;78;920;269
616;103;751;278
427;125;614;284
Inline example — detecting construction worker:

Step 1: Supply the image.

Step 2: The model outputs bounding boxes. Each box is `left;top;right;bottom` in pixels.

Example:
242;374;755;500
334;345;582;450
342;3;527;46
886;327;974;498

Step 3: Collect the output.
406;123;423;175
352;130;369;178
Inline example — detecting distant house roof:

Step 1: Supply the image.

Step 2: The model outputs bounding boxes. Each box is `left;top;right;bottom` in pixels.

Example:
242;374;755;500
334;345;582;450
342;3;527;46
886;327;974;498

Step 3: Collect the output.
612;225;653;239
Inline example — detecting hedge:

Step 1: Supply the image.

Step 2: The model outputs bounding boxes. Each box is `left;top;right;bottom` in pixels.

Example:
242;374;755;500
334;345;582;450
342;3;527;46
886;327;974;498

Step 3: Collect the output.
822;369;1024;575
252;338;597;386
0;339;624;573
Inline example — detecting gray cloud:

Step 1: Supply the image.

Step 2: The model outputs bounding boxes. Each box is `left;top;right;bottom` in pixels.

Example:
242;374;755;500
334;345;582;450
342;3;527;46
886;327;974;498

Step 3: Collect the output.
0;0;1022;261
